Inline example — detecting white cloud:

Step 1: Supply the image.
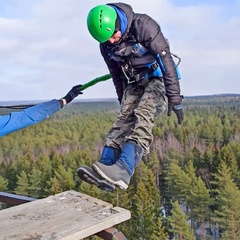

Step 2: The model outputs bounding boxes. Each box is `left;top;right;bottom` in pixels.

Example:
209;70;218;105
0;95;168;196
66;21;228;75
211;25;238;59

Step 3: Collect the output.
0;0;239;101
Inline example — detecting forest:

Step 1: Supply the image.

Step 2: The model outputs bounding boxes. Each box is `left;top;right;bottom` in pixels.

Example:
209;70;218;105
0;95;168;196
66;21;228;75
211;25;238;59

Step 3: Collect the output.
1;95;240;240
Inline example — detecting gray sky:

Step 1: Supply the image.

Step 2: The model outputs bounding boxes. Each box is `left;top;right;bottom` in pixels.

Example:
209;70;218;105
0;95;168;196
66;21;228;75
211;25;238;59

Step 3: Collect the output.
0;0;240;101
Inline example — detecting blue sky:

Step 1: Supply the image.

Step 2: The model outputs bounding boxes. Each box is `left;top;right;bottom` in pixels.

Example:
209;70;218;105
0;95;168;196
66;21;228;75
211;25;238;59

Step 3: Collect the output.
0;0;240;101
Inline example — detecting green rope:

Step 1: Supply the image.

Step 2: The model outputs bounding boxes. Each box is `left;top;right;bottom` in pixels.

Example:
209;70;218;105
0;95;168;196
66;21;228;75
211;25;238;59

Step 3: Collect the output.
80;73;111;91
0;74;112;109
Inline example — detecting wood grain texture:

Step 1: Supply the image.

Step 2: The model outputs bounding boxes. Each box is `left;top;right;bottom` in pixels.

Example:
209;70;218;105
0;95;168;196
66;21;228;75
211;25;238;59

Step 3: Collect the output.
0;190;131;240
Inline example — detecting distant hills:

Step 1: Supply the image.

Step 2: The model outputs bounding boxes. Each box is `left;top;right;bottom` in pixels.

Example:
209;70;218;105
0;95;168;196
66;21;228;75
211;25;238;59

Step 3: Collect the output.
0;94;240;106
185;93;240;99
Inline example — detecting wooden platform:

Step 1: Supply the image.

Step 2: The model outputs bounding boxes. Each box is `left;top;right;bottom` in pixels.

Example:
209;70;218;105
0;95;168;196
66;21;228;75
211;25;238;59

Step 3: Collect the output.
0;190;131;240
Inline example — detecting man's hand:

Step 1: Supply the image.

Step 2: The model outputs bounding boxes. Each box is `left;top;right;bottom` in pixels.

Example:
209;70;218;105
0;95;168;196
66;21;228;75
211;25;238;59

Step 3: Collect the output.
62;85;83;104
167;103;184;124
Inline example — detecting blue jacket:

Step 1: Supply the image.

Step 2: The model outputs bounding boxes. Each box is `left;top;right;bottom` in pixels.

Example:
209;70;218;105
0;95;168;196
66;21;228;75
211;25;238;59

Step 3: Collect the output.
0;99;61;137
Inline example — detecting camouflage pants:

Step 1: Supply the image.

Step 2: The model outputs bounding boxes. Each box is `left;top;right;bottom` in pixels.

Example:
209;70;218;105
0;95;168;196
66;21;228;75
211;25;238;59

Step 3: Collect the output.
105;78;167;155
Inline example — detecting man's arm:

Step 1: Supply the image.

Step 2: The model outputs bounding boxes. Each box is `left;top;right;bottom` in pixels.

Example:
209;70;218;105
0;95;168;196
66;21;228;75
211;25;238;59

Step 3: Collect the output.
134;14;180;101
0;85;83;137
100;44;125;103
0;100;61;137
137;15;183;123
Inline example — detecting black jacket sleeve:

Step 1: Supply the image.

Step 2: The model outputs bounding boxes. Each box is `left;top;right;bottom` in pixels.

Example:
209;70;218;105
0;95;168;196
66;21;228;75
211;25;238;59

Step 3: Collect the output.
100;44;126;103
134;14;182;104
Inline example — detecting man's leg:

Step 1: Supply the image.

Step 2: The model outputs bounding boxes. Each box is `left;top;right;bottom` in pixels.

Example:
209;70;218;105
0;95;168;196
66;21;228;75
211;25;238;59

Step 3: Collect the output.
127;78;167;153
84;85;142;190
99;146;120;165
93;79;167;190
104;85;142;150
93;140;142;190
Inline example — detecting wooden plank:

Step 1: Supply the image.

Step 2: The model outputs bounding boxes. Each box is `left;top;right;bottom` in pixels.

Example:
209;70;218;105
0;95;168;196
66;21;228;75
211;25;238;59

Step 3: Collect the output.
0;190;131;240
0;191;36;205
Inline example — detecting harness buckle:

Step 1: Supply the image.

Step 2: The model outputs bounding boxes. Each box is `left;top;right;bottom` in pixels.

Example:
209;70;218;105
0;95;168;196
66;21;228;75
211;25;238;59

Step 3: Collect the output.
150;62;159;71
121;62;138;84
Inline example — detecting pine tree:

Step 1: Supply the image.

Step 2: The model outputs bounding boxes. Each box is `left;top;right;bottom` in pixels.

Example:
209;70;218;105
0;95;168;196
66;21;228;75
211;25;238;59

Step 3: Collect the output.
54;164;75;191
166;161;213;238
189;177;213;240
28;167;43;198
130;167;167;239
48;177;61;195
185;161;213;240
213;161;240;240
166;161;193;204
154;219;169;240
14;171;29;196
168;201;195;240
220;145;240;186
113;185;134;238
0;175;8;191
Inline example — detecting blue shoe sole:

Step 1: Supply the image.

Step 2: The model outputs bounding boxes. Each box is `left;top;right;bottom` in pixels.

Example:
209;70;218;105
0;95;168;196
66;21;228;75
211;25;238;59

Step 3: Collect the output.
77;166;115;192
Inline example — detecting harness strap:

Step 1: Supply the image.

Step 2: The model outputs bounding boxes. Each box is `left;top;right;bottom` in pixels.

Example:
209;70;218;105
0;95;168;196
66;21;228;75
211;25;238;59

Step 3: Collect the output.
121;61;163;85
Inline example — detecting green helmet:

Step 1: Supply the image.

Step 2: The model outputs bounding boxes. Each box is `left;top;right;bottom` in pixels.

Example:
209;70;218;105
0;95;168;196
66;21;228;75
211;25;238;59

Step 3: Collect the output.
87;5;117;43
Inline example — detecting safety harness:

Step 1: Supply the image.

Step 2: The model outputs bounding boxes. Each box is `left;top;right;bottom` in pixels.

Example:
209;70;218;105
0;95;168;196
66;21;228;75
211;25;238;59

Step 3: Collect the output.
107;37;181;85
